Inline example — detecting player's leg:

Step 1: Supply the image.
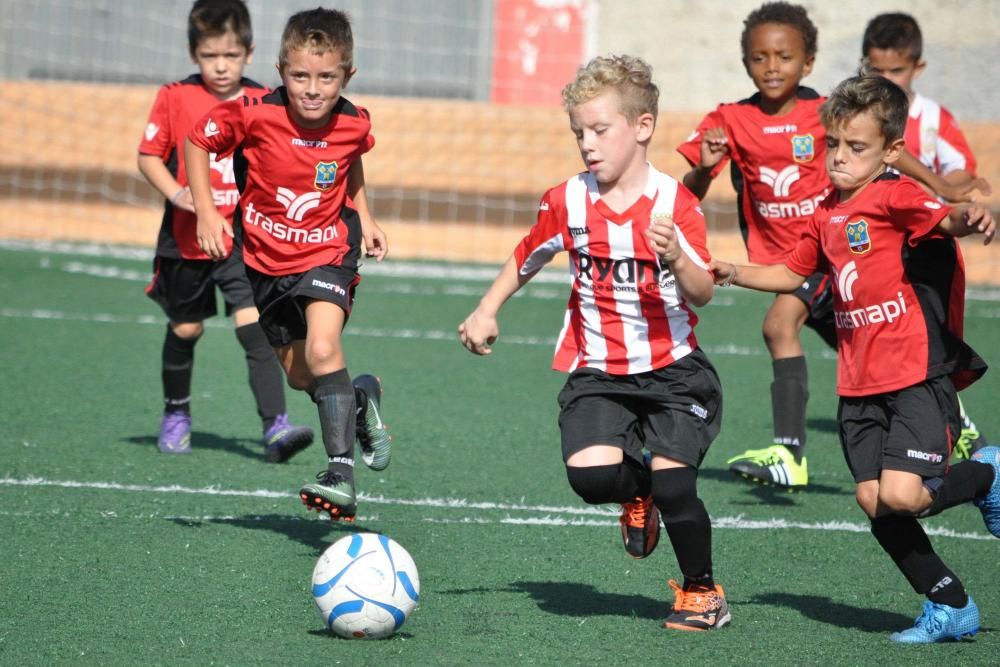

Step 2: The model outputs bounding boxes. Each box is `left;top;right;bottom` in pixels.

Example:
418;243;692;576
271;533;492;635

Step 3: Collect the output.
559;370;658;559
727;291;811;489
146;257;216;454
642;349;729;631
214;251;314;461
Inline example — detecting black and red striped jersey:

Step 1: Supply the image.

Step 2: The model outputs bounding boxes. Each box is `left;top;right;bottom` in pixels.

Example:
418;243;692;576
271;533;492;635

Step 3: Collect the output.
514;165;711;375
188;88;374;276
786;174;986;397
139;75;268;259
677;87;831;264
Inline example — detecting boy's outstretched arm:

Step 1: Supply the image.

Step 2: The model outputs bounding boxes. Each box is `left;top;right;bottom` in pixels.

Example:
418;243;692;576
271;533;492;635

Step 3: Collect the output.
347;157;388;261
682;127;729;200
895;150;992;203
709;259;808;294
458;256;537;355
936;204;995;244
184;137;232;259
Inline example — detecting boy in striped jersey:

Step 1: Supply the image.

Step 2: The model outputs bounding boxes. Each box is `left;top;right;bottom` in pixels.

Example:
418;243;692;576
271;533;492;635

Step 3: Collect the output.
459;55;730;632
862;11;990;457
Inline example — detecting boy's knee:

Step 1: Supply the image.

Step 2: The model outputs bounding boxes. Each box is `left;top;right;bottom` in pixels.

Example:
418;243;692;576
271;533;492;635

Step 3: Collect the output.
286;370;313;392
566;465;619;505
651;466;700;521
877;487;925;515
171;321;204;340
855;486;878;518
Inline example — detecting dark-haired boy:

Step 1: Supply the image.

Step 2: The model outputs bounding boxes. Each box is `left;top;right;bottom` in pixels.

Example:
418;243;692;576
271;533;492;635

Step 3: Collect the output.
862;11;989;457
186;7;391;521
712;74;999;644
138;0;314;459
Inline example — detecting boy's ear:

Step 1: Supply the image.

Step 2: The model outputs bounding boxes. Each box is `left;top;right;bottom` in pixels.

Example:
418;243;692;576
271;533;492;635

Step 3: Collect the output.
802;53;815;77
882;137;907;165
635;112;655;143
245;44;255;66
912;58;926;80
343;66;358;87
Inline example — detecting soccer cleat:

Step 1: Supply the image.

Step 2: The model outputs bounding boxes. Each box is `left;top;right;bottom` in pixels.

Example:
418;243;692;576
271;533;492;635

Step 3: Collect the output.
262;413;314;463
890;598;979;643
954;398;988;460
158;411;192;454
619;495;661;559
299;470;357;522
353;374;392;471
727;445;808;490
663;579;732;631
971;445;1000;537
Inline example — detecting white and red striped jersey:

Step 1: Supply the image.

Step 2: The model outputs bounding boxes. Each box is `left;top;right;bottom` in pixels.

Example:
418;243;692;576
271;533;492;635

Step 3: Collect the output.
905;94;977;177
514;165;712;375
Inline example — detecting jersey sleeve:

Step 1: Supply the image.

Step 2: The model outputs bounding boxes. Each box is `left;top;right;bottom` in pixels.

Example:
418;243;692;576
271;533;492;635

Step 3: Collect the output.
187;97;247;159
885;179;952;243
356;105;376;156
785;215;823;276
675;108;731;178
936;107;977;176
513;187;569;276
138;85;174;159
671;186;711;267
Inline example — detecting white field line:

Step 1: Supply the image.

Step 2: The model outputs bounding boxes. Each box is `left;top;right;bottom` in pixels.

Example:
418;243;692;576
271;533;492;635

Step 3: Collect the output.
0;476;991;541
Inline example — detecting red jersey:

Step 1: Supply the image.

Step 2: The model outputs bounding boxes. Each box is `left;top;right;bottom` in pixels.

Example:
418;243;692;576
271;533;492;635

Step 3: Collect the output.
139;75;267;259
677;88;831;264
514;165;711;375
786;174;986;397
905;93;977;176
188;89;374;275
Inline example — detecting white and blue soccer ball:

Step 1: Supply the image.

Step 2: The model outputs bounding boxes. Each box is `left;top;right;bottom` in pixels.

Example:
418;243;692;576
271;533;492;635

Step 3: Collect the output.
311;532;420;639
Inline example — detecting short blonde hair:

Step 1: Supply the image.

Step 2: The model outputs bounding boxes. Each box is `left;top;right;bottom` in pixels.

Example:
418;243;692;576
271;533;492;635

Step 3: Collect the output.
561;55;659;123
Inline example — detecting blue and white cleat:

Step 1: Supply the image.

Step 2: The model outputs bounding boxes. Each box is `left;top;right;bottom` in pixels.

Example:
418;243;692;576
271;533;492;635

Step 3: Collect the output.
971;445;1000;537
890;598;979;643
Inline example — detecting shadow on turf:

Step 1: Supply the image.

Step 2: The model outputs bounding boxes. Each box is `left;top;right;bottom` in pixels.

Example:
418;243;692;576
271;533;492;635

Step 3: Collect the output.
168;514;364;555
124;432;265;460
443;581;664;620
749;592;914;632
806;417;840;434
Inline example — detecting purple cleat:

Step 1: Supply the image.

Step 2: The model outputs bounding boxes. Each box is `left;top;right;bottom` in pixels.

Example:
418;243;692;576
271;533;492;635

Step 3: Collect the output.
158;411;192;454
263;413;314;463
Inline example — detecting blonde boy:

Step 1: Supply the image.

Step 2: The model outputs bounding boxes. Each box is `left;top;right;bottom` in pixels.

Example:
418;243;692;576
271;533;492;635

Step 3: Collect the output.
459;55;730;631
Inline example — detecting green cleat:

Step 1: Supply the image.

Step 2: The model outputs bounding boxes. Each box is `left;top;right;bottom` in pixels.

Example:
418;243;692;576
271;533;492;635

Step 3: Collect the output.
954;397;987;460
299;471;357;522
353;374;392;471
727;444;808;490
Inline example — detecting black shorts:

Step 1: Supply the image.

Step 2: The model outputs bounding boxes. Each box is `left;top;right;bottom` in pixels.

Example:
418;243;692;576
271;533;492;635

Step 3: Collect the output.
246;264;359;348
145;252;255;323
791;271;836;349
838;375;960;483
557;347;723;467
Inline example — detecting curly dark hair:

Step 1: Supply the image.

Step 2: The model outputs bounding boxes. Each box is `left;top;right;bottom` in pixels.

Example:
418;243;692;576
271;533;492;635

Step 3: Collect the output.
741;2;818;59
862;13;922;61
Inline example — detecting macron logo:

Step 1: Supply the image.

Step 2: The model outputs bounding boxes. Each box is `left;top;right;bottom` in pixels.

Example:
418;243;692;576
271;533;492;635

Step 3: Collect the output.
759;165;800;197
837;261;859;302
276;187;321;222
204;118;220;137
145;122;159;141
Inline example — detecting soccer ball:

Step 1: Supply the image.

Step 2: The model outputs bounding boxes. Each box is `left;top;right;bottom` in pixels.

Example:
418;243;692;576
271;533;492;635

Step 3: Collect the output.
311;532;420;639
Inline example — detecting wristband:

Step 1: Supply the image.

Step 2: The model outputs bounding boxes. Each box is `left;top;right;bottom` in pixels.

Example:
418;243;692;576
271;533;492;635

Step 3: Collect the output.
720;263;738;287
170;187;187;205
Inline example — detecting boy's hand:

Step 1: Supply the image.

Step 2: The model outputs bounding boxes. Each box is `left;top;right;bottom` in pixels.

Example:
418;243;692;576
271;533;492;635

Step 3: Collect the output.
196;209;234;259
360;215;389;262
964;205;995;245
647;213;680;262
170;187;196;213
938;176;992;204
458;310;499;356
709;259;736;285
698;127;729;170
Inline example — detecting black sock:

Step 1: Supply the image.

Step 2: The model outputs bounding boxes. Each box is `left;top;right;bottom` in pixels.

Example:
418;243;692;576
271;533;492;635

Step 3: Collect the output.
652;467;713;587
870;514;967;608
771;356;808;461
235;323;286;432
923;461;996;517
162;325;197;414
565;457;650;506
312;370;356;479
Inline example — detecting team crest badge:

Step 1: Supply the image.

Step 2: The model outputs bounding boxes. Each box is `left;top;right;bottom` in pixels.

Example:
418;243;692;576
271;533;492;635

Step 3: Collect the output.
791;134;814;163
314;161;339;190
846;219;872;254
